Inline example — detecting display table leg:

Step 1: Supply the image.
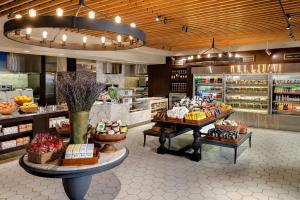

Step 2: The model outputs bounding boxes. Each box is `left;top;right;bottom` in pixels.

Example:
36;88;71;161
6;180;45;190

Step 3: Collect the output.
62;175;92;200
234;147;237;164
191;129;201;162
157;129;166;154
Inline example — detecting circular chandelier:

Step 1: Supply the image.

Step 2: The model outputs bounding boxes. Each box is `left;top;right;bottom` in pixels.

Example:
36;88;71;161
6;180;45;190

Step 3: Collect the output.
185;38;242;65
3;0;146;51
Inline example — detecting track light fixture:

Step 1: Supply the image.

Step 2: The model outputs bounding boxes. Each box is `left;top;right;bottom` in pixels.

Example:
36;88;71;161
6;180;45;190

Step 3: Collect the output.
181;25;189;32
286;14;292;21
286;24;292;30
163;17;168;24
155;16;162;22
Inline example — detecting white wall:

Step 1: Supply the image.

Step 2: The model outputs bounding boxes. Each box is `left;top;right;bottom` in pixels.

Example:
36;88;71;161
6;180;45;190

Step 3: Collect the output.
96;61;127;87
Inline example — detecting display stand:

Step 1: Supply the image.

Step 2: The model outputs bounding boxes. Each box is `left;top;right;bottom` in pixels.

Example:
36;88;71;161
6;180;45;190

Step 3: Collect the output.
19;147;128;200
152;111;233;162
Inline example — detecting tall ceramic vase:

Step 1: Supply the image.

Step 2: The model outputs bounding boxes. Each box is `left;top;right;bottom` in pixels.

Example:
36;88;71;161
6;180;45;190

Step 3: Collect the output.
69;111;89;144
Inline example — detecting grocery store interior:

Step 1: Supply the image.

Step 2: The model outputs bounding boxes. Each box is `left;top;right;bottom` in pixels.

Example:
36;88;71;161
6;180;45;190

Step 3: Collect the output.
0;0;300;200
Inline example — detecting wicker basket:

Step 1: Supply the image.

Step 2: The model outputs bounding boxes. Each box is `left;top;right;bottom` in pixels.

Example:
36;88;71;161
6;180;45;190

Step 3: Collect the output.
185;116;214;125
19;107;38;114
94;132;127;142
214;123;240;132
0;106;16;115
239;124;248;134
27;150;63;164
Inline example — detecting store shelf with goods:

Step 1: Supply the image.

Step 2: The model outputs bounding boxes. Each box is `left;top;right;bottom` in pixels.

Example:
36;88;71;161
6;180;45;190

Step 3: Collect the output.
272;74;300;115
0;131;32;142
0;144;28;155
233;108;269;114
194;75;224;104
225;74;270;114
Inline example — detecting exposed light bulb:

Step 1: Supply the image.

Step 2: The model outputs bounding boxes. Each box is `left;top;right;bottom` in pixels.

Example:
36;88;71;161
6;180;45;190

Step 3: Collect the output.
88;11;95;19
155;16;160;22
130;23;136;28
228;52;232;57
42;31;48;39
26;27;32;35
207;54;211;58
101;36;106;44
56;8;63;17
218;53;222;58
129;35;133;40
115;16;121;23
15;14;22;19
29;9;36;17
62;34;67;42
197;55;201;58
191;56;194;59
83;36;87;43
117;35;122;42
235;54;239;58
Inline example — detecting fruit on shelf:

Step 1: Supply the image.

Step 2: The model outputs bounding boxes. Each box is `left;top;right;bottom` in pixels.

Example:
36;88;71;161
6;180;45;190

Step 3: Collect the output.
19;102;38;113
14;96;32;105
0;102;16;115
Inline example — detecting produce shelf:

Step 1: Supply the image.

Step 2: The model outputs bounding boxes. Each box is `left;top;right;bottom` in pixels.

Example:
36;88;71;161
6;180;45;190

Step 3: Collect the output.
272;110;300;115
233;108;268;114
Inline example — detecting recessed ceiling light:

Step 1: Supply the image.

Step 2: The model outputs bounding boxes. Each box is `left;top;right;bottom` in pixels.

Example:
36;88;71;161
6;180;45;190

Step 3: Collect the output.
115;16;121;23
29;9;36;17
15;14;22;19
23;50;30;53
56;8;63;17
88;11;95;19
130;23;136;28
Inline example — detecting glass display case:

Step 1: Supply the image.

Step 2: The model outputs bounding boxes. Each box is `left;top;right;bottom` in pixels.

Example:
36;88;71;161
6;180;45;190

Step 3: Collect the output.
272;74;300;115
225;74;269;114
194;75;223;104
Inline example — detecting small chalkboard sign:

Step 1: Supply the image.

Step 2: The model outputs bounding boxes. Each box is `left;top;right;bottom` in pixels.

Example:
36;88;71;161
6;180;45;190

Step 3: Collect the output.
284;52;300;60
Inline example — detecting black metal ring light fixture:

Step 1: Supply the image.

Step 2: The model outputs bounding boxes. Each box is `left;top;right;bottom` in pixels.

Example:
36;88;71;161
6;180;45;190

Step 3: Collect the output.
3;1;146;51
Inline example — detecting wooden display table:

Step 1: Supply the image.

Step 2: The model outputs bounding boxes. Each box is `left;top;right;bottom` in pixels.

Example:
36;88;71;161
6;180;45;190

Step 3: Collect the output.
152;111;233;162
19;147;128;200
200;132;252;164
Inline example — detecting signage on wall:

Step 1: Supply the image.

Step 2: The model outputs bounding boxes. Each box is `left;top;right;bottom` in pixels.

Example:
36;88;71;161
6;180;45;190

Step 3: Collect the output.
284;53;300;60
242;55;255;63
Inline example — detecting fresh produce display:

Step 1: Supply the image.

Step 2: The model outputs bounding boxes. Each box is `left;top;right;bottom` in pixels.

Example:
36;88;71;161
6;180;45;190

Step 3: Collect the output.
14;96;32;105
0;102;16;115
27;133;64;164
19;102;38;113
28;133;64;153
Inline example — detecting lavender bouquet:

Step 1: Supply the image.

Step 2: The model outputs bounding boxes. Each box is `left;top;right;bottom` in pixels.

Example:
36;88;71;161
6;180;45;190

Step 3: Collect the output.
57;72;105;112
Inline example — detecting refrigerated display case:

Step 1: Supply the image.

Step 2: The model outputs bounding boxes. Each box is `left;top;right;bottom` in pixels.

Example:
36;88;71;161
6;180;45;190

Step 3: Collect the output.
225;74;269;114
193;75;223;104
271;73;300;115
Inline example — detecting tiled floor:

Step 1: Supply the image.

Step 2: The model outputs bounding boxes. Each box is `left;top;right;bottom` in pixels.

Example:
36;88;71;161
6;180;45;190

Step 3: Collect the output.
0;124;299;200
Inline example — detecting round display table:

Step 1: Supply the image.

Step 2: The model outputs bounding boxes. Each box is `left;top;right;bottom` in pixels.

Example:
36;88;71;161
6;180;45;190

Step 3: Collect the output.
19;147;128;200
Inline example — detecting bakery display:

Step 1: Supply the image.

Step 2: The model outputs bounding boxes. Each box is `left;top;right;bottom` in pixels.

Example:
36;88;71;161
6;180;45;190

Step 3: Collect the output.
0;102;17;115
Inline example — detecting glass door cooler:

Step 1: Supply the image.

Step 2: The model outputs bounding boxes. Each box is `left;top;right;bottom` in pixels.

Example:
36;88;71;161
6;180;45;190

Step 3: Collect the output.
193;75;223;104
225;74;269;114
272;74;300;115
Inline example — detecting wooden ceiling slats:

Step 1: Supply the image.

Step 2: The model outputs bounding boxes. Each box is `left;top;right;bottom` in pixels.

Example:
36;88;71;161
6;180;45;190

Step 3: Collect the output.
0;0;299;50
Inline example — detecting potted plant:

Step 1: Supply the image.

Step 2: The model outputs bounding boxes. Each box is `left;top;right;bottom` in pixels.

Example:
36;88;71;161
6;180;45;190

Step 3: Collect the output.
57;72;105;144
